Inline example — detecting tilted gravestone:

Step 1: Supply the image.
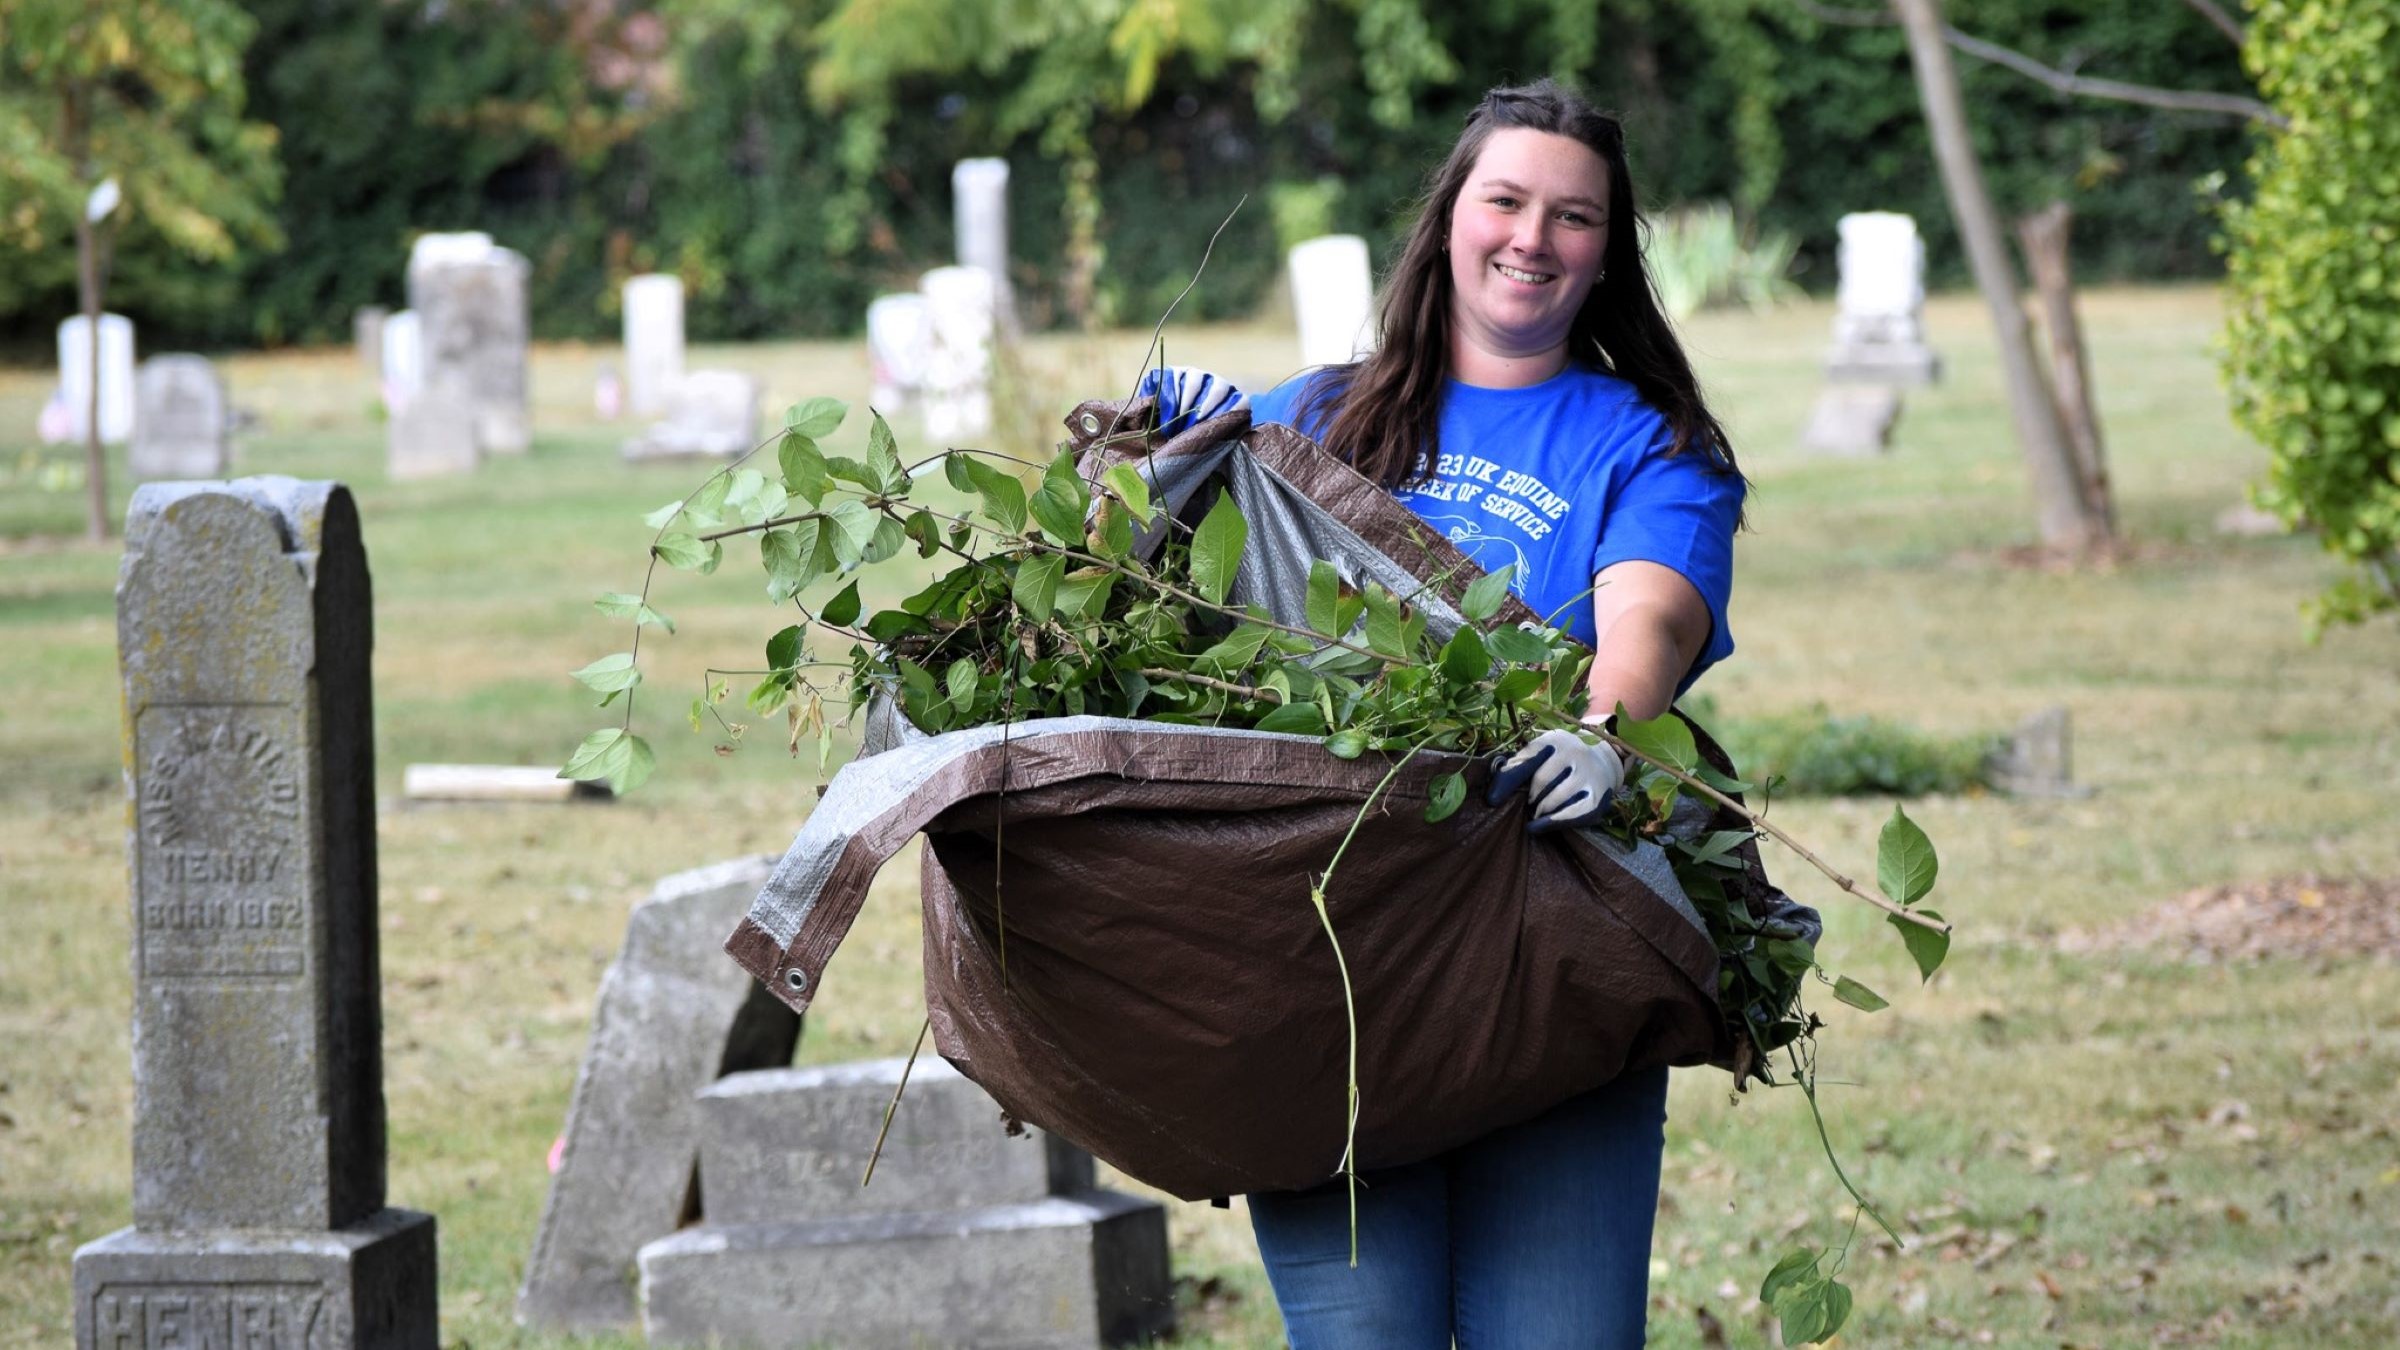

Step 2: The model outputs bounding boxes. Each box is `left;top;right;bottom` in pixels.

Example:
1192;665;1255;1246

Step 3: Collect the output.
407;235;531;455
516;855;802;1332
1288;234;1376;370
623;274;685;417
637;1058;1173;1348
74;478;437;1349
131;355;230;481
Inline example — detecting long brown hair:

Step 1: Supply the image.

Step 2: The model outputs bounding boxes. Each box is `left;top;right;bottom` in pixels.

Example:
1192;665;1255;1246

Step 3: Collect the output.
1296;79;1743;498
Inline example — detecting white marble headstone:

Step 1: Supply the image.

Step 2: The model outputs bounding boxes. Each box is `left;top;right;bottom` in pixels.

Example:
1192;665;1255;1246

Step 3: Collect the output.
920;266;996;439
1832;212;1927;351
57;313;136;445
622;370;761;462
381;310;423;412
1288;235;1375;369
623;275;685;417
866;293;934;413
952;159;1013;328
131;355;230;480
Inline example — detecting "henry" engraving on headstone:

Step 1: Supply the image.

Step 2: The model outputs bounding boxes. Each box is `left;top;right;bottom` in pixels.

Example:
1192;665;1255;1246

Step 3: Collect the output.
75;478;437;1350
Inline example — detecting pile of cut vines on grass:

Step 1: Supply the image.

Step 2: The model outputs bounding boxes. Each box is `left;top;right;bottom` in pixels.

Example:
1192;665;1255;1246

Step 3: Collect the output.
562;397;1953;1344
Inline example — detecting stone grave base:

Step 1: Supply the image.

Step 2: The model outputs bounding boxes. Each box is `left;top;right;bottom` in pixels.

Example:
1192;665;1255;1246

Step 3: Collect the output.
638;1192;1173;1349
75;1208;437;1350
1800;384;1903;457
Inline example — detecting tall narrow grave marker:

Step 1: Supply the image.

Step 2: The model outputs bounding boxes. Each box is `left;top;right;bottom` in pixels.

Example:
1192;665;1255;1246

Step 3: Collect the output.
74;478;438;1350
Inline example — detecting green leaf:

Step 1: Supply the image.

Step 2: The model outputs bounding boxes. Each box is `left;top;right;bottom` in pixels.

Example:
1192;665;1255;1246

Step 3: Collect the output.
1817;1278;1853;1342
861;514;907;565
820;581;862;628
1759;1248;1820;1307
558;728;654;794
824;455;881;490
1306;560;1342;638
1055;571;1116;622
1101;463;1153;524
1615;707;1699;773
1776;1279;1832;1346
1890;906;1951;982
1197;623;1270;673
785;396;847;438
1324;728;1369;760
759;527;816;602
942;453;976;494
1765;937;1817;975
765;624;803;670
642;499;685;529
1878;804;1939;906
945;657;979;712
1832;974;1889;1012
867;412;908;492
1255;702;1328;735
1546;649;1590;713
723;468;767;515
1486;624;1553;664
1013;552;1063;622
1460;564;1514;623
571;652;641;698
824;500;879;567
653;533;716;572
1030;447;1093;543
685;473;732;528
903;509;941;559
1492;668;1545;704
593;592;674;633
965;458;1029;535
1362;584;1407;658
1092;499;1136;560
1425;770;1467;823
1189;490;1248;605
779;432;831;505
1438;626;1490;684
1677;829;1753;867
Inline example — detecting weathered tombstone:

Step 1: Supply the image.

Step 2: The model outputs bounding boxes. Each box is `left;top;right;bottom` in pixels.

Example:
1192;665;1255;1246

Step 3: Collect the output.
379;310;423;413
919;266;995;440
1823;212;1941;386
58;312;137;445
623;274;685;417
354;307;388;379
131;355;231;480
866;293;933;414
1798;384;1903;458
1288;234;1375;369
517;856;800;1332
387;373;479;480
952;158;1015;331
1990;705;2080;798
620;370;762;462
74;477;438;1349
637;1058;1173;1348
406;234;531;454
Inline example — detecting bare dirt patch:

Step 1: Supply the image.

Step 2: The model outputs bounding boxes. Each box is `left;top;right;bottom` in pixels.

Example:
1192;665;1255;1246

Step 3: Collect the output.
2059;875;2400;963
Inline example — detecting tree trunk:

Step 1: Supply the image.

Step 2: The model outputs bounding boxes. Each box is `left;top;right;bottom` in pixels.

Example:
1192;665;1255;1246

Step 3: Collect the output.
67;82;110;542
2016;202;2115;540
1890;0;2101;556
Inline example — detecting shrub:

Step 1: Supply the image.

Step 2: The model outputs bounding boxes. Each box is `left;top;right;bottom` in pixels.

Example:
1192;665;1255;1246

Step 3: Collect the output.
2220;0;2400;627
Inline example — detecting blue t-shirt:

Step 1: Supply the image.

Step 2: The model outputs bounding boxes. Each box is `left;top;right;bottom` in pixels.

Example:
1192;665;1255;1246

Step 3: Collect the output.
1249;364;1742;690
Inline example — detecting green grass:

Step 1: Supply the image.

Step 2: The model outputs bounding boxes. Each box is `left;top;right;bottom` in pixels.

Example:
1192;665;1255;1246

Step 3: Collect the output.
3;289;2397;1347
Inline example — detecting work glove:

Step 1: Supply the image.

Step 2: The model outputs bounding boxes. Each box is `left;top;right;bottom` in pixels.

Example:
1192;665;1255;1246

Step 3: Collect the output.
1486;728;1625;834
1135;366;1248;437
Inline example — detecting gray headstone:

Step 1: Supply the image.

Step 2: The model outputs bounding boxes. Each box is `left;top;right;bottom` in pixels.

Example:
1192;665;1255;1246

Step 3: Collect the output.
407;240;530;454
1799;384;1903;457
1990;705;2080;798
75;478;437;1349
637;1192;1173;1349
696;1058;1093;1227
516;856;801;1332
131;355;230;481
623;275;685;417
620;370;761;462
354;307;388;378
386;374;479;480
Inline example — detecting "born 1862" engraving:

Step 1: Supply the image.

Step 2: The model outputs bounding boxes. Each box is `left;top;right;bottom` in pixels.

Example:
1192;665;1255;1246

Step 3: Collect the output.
134;706;308;980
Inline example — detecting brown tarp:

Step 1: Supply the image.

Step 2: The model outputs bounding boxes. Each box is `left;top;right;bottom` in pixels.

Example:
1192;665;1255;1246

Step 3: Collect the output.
727;399;1748;1201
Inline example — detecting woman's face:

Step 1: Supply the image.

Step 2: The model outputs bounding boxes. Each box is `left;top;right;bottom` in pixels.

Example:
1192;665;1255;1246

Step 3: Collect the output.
1444;127;1613;370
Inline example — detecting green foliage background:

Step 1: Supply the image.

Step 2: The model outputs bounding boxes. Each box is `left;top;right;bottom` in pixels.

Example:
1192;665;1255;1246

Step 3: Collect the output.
0;0;2258;349
2219;0;2400;627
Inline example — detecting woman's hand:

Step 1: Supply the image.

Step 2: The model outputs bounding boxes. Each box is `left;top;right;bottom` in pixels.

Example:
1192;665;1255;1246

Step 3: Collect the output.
1136;366;1248;436
1485;728;1625;833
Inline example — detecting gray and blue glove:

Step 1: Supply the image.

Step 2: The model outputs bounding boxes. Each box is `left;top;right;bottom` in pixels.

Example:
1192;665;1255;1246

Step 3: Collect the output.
1486;728;1626;833
1136;366;1248;437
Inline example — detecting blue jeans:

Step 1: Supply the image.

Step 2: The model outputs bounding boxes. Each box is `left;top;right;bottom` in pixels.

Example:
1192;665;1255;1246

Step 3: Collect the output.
1247;1067;1670;1349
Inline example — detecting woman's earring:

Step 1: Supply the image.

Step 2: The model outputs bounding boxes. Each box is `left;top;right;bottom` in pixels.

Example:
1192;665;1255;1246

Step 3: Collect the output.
1596;268;1608;285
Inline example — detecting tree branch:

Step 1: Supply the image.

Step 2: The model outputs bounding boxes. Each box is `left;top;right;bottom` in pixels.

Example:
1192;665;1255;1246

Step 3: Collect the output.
1784;0;2283;127
2178;0;2245;48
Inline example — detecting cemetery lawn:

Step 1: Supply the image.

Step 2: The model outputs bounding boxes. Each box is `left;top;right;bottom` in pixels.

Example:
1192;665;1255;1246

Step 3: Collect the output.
4;287;2398;1348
